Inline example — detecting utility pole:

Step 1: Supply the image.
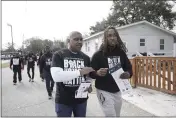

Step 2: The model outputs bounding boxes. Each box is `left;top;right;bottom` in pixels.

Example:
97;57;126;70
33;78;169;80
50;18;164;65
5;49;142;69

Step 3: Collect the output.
7;23;14;52
22;34;25;54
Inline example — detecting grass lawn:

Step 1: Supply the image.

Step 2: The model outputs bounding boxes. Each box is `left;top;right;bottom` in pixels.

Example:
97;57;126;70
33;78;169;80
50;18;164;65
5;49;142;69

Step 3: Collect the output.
1;62;9;68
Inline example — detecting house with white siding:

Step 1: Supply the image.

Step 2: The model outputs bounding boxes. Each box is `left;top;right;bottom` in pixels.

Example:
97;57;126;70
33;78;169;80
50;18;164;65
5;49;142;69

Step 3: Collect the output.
82;20;176;58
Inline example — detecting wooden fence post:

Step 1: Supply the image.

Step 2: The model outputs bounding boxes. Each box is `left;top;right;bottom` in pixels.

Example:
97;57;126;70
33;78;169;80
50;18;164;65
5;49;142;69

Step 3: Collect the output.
173;58;176;91
133;58;137;88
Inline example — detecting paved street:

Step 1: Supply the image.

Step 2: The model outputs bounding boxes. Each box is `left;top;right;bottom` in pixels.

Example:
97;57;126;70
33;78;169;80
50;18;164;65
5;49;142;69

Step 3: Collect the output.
1;65;154;117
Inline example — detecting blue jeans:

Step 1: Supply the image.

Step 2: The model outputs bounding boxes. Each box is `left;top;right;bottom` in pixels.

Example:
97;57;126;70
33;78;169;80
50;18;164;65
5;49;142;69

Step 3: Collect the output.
55;101;87;117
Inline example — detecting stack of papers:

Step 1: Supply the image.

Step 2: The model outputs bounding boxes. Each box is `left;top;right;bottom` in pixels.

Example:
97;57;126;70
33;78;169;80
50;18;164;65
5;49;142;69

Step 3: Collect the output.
75;82;91;98
111;68;132;95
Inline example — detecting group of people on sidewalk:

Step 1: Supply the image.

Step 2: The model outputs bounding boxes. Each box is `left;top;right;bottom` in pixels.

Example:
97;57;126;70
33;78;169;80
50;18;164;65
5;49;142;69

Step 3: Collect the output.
10;47;55;100
9;26;133;117
10;51;37;84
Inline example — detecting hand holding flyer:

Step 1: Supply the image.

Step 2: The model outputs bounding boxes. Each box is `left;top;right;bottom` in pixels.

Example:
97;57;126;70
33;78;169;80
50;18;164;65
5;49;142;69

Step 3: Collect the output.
110;65;132;95
75;82;91;98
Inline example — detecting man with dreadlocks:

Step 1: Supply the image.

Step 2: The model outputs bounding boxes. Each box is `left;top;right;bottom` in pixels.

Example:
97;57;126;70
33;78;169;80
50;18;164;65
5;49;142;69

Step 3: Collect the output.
90;26;133;117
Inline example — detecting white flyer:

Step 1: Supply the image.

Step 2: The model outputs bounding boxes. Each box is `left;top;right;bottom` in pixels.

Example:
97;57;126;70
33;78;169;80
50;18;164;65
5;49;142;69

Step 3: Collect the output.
111;68;132;95
75;82;91;98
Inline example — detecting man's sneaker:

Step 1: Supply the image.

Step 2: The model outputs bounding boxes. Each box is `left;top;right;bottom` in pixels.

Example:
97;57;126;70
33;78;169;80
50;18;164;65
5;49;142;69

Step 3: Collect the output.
13;83;16;85
32;79;34;82
29;79;31;82
48;95;52;99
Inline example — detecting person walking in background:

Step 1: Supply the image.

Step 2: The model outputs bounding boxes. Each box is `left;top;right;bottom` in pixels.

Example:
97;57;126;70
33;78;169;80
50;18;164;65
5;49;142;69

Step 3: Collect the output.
22;54;26;65
10;53;24;85
37;51;43;66
38;50;44;82
90;26;133;117
40;46;54;99
51;31;94;117
26;52;37;82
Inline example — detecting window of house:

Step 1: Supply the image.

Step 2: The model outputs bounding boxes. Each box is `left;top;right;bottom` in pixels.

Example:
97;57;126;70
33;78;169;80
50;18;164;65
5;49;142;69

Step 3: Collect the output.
85;42;87;51
88;47;90;51
140;39;145;46
87;42;90;51
95;43;98;51
160;39;164;50
85;42;90;52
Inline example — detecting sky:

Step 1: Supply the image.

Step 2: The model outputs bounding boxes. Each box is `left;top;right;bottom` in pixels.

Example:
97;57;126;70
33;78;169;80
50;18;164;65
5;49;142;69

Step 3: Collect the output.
2;1;113;49
2;1;176;50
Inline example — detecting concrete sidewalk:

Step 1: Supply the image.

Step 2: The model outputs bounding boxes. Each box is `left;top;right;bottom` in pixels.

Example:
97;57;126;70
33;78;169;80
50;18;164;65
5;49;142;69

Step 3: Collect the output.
122;87;176;116
87;93;154;117
1;65;154;117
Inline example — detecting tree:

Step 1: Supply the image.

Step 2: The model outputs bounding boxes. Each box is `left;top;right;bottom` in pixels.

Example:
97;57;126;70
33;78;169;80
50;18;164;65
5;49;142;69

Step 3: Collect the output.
52;40;66;52
90;0;176;35
23;37;67;54
24;37;44;54
3;42;16;52
43;39;53;48
90;19;109;35
82;32;90;38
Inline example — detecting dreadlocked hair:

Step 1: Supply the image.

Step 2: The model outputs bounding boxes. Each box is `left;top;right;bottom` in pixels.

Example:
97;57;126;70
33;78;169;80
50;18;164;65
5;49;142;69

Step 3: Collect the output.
100;26;128;54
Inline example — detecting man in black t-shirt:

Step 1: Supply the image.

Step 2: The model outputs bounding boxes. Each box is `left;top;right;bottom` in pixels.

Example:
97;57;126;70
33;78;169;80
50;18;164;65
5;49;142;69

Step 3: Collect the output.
40;46;54;99
26;52;37;82
10;53;24;85
90;26;133;117
51;31;94;117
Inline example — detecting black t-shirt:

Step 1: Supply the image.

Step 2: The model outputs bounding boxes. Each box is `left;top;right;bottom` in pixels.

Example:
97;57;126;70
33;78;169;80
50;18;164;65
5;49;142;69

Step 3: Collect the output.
27;55;36;67
40;52;52;75
90;46;133;93
10;56;23;70
51;49;91;105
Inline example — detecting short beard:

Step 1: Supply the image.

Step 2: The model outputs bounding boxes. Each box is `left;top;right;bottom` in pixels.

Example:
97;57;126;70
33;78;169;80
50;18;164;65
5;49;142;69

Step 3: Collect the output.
108;44;116;52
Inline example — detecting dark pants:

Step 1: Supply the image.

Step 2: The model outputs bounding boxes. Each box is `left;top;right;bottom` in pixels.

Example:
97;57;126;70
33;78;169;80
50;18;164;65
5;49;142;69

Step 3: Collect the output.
27;66;34;79
39;67;44;80
13;69;22;83
55;101;87;117
45;74;54;96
